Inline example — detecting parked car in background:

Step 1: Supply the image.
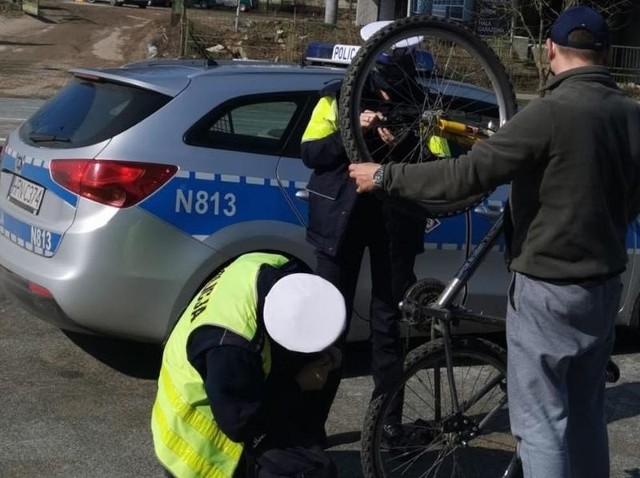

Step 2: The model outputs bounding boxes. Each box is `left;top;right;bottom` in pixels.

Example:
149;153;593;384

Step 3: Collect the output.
87;0;148;7
148;0;172;6
1;44;639;346
188;0;257;11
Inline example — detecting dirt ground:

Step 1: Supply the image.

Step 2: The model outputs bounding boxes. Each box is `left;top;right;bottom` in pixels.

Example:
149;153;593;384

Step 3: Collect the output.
0;1;174;98
0;0;358;99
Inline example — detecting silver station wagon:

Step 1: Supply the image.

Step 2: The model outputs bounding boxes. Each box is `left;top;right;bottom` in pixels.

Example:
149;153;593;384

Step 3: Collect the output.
1;46;639;344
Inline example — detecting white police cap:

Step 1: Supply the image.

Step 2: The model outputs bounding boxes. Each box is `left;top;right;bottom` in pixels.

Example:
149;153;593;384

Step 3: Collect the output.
360;20;423;48
263;273;346;353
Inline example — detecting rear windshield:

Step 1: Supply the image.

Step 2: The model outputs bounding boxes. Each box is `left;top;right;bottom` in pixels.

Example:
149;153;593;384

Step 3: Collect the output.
20;78;171;149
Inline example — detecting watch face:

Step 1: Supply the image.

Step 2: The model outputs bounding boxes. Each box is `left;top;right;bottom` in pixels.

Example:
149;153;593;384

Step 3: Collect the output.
374;166;384;185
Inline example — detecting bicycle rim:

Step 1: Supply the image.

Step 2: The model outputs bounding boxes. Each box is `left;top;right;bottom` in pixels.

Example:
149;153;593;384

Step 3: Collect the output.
339;16;517;218
362;337;517;478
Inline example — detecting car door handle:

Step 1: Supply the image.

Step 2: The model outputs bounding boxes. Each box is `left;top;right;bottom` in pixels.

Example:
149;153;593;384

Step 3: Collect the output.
474;202;503;220
295;189;309;201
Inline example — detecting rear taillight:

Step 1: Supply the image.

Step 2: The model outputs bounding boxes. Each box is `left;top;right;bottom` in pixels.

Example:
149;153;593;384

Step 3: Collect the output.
50;160;178;208
28;282;54;298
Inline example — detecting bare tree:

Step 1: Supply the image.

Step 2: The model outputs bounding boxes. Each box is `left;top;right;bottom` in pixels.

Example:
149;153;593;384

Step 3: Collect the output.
486;0;633;92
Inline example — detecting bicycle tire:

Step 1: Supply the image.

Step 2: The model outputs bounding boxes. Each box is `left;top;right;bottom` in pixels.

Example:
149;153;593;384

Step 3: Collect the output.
339;16;517;219
361;336;519;478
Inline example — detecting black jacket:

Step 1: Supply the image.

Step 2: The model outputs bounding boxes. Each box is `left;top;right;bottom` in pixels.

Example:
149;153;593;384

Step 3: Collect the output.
301;128;425;258
301;130;361;256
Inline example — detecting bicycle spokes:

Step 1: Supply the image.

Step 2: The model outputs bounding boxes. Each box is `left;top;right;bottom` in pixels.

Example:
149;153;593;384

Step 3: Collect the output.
363;339;517;478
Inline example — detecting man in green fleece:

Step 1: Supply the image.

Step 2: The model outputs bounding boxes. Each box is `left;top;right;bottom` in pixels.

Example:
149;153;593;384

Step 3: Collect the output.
349;6;640;478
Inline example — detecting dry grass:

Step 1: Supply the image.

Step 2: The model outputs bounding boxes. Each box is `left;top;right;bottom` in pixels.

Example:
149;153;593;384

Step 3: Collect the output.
159;10;637;97
619;82;640;100
158;9;359;63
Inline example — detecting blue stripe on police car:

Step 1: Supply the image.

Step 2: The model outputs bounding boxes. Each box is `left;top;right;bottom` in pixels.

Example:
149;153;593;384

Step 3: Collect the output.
0;210;61;256
138;172;307;238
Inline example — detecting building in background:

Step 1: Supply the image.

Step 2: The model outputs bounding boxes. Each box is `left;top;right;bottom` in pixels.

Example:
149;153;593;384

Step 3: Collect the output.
355;0;639;83
407;0;508;36
411;0;472;23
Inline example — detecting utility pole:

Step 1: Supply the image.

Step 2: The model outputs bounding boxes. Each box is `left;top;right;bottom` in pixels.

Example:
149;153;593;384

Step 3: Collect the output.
325;0;338;24
378;0;396;20
171;0;184;27
235;0;241;32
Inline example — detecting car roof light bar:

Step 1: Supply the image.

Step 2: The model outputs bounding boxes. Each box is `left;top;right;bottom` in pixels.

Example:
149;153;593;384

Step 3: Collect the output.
304;42;361;66
304;41;435;71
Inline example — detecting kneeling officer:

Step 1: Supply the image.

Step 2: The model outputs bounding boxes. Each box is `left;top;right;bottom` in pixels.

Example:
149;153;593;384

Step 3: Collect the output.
151;252;346;478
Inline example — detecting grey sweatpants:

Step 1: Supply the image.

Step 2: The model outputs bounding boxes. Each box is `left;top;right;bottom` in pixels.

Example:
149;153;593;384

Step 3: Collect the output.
506;272;621;478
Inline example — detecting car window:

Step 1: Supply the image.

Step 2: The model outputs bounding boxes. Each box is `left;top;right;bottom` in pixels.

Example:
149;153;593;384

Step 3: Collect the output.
185;93;311;156
19;78;171;149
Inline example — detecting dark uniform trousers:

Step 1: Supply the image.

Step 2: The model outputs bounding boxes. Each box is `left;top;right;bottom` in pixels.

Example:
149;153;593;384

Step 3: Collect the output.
309;193;423;430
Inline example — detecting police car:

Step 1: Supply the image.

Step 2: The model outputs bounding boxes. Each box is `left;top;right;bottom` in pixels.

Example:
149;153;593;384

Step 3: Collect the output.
0;45;639;344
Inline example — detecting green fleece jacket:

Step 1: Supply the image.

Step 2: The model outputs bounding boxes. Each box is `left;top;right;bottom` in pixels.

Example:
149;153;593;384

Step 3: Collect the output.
382;66;640;281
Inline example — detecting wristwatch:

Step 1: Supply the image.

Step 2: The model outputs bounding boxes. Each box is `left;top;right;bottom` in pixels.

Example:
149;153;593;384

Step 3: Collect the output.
372;165;386;189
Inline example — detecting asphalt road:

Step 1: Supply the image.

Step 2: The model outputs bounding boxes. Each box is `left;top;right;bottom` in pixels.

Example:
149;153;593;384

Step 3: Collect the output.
0;98;44;143
1;292;640;478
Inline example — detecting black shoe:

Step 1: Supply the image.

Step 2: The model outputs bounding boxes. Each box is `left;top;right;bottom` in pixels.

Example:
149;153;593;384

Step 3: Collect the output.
383;420;438;449
605;360;620;383
312;427;329;449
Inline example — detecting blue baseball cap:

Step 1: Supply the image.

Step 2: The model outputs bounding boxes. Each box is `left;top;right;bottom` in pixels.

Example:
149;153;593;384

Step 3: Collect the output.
549;5;609;51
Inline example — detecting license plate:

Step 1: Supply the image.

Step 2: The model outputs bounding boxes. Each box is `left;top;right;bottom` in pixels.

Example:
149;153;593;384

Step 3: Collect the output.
8;174;45;214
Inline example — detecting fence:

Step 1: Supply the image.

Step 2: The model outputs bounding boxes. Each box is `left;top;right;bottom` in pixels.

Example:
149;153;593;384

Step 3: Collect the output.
609;45;640;85
482;39;640;93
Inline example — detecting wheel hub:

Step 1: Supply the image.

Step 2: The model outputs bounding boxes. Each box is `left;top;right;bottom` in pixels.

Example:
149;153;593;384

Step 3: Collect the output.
441;412;480;446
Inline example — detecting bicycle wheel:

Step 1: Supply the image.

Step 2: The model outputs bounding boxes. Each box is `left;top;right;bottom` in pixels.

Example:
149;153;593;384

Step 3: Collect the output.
361;336;518;478
339;16;517;218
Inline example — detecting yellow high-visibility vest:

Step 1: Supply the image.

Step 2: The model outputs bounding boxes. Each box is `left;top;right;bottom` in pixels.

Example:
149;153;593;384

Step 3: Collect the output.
302;96;339;142
427;135;452;158
151;252;290;478
302;95;454;161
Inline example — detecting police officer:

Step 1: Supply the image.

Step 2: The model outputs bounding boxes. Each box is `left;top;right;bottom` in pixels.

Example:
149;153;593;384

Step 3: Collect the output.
151;252;346;478
300;43;428;441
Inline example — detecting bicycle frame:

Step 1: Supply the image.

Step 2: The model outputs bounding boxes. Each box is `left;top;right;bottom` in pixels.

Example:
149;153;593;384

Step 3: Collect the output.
400;211;507;426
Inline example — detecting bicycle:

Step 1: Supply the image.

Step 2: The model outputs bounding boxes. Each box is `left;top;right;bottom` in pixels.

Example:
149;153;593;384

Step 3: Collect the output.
361;216;520;478
337;15;521;478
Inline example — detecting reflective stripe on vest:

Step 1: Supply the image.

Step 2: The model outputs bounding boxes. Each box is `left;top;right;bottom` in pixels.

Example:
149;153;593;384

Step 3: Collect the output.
152;252;290;478
301;95;339;142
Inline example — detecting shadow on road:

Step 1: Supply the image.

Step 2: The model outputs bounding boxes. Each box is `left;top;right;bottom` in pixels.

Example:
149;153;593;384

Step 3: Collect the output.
59;325;640;384
62;330;162;379
606;381;640;424
327;450;363;477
